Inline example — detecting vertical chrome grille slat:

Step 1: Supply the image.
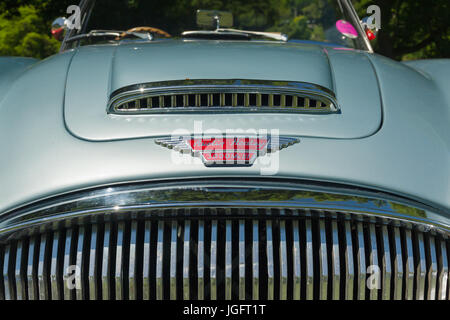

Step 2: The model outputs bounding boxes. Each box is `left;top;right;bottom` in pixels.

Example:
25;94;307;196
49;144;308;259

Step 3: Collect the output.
268;94;274;107
305;218;314;300
414;232;426;300
225;220;232;300
318;219;328;300
426;235;438;300
380;225;392;300
87;225;98;300
355;222;366;300
304;97;310;108
279;220;288;300
63;230;74;300
404;229;415;300
156;220;164;300
197;220;205;300
238;219;245;300
210;220;217;300
114;222;125;300
292;220;301;300
142;220;151;300
75;227;85;300
368;223;379;300
128;221;138;300
392;226;403;300
37;235;49;300
437;239;448;300
330;219;340;300
343;220;354;300
101;223;111;300
183;220;190;300
252;220;259;300
169;220;178;300
15;240;26;300
266;220;274;300
50;232;61;300
3;244;13;300
27;237;38;300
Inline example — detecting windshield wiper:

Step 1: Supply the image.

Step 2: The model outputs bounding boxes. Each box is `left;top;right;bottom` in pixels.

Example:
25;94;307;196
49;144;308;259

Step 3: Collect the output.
65;30;153;44
182;28;287;41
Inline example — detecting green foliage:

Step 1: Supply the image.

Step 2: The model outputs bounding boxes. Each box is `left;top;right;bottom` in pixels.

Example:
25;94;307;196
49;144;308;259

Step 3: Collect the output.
0;5;59;59
354;0;450;60
0;0;448;60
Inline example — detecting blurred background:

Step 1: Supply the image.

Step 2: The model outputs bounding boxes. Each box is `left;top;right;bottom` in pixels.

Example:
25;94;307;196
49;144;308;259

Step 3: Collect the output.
0;0;448;61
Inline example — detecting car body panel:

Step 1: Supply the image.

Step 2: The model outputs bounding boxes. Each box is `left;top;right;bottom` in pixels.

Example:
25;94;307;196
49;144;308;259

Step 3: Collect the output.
0;45;448;214
63;40;382;141
0;57;39;104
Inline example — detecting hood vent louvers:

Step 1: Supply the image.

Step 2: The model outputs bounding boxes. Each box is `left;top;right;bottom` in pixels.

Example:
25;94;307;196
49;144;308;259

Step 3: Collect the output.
108;79;339;115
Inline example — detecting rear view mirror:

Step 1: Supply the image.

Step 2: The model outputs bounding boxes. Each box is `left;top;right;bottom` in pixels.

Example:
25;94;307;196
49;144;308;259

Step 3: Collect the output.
196;10;233;30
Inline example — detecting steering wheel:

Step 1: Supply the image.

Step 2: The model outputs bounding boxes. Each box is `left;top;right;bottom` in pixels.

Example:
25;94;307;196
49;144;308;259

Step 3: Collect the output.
118;26;171;39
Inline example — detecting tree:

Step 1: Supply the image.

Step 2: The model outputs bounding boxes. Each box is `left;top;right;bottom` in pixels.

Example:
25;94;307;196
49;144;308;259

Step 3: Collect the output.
0;5;60;59
0;0;448;60
353;0;450;60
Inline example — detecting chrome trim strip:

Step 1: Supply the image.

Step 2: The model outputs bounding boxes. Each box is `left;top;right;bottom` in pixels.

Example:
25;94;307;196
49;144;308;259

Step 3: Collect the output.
2;182;447;241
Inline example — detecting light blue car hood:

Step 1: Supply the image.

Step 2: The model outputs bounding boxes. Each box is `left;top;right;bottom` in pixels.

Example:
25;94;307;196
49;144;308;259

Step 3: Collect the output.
64;40;382;140
0;40;449;215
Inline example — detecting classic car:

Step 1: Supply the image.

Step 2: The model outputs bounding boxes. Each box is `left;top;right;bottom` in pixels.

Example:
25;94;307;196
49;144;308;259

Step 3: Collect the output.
0;0;448;301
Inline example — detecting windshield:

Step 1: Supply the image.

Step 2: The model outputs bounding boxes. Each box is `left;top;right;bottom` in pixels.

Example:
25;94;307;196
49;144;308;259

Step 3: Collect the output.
64;0;369;50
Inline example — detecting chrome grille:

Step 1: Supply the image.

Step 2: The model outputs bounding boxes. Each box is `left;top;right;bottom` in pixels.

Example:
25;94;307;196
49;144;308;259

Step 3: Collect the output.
108;79;339;114
1;209;448;300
